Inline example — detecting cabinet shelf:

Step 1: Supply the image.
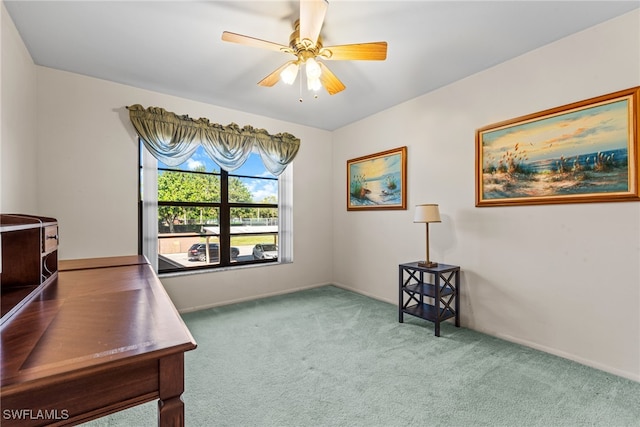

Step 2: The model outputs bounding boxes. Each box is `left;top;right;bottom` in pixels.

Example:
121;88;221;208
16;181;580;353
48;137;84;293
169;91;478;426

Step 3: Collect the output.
403;303;455;322
1;214;58;326
403;282;454;299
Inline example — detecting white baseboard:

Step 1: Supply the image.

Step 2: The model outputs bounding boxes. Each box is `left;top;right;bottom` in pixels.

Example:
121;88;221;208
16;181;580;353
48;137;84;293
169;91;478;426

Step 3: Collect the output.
331;282;396;305
490;330;640;383
177;282;332;314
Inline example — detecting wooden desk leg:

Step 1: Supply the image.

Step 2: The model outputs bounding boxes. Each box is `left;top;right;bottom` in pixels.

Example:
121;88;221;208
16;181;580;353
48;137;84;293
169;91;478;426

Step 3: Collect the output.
158;353;186;427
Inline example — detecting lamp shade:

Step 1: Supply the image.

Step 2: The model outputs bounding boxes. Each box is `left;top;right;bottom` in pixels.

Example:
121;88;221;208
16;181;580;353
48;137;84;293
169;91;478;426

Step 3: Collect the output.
413;204;441;223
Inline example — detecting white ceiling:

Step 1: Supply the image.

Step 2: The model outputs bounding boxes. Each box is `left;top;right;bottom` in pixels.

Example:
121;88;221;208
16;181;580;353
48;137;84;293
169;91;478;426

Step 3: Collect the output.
5;1;639;131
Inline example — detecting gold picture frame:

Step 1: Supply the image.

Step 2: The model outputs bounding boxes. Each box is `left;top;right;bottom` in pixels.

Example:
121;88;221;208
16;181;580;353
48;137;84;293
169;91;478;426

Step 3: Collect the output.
347;146;407;211
476;87;640;207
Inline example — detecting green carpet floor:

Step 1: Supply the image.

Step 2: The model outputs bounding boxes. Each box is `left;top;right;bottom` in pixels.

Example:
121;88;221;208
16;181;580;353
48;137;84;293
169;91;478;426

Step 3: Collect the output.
83;285;640;426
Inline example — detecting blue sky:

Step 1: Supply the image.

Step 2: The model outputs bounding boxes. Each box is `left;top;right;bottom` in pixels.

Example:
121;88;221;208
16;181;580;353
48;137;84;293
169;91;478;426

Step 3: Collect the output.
159;146;278;201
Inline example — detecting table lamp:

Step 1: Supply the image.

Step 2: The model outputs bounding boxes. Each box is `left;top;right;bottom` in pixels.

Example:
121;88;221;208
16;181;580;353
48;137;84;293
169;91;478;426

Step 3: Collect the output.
413;204;441;267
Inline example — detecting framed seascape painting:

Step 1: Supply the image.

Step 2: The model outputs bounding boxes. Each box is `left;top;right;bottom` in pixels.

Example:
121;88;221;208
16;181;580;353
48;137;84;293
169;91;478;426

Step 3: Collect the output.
476;87;640;207
347;146;407;211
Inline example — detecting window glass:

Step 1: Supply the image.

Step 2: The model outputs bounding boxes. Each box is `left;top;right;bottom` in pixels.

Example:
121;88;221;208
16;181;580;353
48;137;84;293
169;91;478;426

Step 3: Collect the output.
141;145;282;273
231;176;278;204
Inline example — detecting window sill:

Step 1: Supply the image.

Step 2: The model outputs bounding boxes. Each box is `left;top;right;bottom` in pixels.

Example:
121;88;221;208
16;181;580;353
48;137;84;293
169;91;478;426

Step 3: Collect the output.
158;260;290;279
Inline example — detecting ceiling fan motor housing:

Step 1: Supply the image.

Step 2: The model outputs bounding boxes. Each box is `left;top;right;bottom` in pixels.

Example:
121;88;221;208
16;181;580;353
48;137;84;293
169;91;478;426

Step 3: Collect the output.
289;20;323;62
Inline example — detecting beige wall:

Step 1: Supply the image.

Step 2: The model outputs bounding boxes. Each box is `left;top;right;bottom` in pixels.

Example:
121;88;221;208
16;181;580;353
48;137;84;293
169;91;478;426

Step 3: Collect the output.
1;3;38;213
2;3;639;381
332;10;640;381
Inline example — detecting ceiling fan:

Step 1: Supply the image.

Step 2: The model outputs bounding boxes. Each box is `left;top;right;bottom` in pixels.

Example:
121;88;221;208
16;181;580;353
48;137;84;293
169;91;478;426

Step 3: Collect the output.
221;0;387;96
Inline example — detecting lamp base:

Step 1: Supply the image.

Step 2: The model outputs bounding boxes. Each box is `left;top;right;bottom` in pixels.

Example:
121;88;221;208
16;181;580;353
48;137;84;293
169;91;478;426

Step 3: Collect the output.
418;260;438;268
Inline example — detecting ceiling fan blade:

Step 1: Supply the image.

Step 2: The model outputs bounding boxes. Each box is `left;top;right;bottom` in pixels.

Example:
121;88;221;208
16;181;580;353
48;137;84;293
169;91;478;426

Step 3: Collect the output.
318;62;345;95
299;0;328;45
258;61;297;87
222;31;290;53
320;42;388;61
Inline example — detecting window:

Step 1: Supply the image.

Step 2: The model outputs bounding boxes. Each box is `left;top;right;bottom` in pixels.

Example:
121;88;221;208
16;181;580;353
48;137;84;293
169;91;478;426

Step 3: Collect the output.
139;143;292;274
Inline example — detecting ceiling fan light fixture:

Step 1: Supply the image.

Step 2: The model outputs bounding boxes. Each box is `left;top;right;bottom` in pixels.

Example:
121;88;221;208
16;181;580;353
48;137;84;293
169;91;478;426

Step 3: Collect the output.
307;76;322;91
305;57;322;79
280;62;299;85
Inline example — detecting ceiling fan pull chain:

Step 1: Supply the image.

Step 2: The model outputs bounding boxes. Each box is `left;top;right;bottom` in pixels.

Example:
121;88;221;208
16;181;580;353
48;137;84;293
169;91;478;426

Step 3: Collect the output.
299;73;303;103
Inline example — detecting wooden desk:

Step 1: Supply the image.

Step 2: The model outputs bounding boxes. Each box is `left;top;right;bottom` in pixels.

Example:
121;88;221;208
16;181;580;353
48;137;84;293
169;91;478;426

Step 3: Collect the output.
1;255;197;426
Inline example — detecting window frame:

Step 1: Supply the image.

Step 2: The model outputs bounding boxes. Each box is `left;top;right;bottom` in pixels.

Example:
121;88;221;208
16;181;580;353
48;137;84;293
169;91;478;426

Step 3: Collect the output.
138;140;292;275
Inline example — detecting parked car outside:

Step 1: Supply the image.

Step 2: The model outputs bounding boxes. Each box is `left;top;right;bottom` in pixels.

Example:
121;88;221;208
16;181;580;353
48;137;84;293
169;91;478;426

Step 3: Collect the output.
187;243;240;262
252;243;278;260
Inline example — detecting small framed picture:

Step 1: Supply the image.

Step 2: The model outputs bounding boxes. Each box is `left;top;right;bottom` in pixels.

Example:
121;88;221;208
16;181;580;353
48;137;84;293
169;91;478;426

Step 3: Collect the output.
347;146;407;211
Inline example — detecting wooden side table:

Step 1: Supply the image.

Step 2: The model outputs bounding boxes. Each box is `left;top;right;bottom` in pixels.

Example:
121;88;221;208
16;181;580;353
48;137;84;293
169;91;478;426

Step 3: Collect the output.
399;262;460;336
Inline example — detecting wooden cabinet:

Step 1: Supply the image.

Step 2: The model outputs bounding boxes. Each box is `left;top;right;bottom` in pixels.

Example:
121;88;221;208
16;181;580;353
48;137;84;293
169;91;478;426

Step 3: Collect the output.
1;216;196;425
1;214;58;325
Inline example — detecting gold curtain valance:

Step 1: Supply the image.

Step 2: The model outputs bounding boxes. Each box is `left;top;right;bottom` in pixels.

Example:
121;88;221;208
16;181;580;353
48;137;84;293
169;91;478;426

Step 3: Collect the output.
127;104;300;175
